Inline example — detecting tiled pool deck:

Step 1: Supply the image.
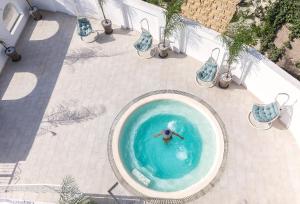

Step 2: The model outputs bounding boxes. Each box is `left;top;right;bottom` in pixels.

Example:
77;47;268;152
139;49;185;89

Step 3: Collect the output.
0;12;300;203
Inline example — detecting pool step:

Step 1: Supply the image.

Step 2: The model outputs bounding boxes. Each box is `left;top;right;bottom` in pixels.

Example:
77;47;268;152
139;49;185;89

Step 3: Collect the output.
131;169;150;187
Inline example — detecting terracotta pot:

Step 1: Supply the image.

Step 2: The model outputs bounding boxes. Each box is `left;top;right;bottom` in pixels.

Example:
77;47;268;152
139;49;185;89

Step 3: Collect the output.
101;19;113;34
158;43;169;58
29;6;42;21
218;72;232;89
5;47;21;62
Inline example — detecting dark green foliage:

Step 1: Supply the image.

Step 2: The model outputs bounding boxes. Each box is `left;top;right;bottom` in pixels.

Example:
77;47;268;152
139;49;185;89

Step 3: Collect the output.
283;41;292;49
143;0;173;6
290;20;300;40
163;0;184;45
296;61;300;69
230;10;247;23
250;24;262;38
221;25;257;67
259;0;300;55
59;176;95;204
267;46;285;62
238;0;252;7
143;0;162;5
143;0;184;46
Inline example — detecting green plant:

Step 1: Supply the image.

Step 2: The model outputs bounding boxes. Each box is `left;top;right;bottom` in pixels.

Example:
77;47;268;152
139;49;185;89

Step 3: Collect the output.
259;0;300;55
290;20;300;40
267;46;285;62
143;0;184;47
160;0;184;47
230;11;247;23
59;176;94;204
143;0;163;5
97;0;108;23
296;61;300;69
283;41;292;49
221;24;257;75
143;0;171;6
231;0;274;26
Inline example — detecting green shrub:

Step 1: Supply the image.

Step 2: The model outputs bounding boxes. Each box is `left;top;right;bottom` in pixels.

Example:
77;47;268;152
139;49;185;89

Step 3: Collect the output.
59;176;95;204
259;0;300;55
296;61;300;69
143;0;162;5
290;21;300;40
143;0;174;6
221;24;257;73
268;46;285;62
250;24;262;38
283;41;292;49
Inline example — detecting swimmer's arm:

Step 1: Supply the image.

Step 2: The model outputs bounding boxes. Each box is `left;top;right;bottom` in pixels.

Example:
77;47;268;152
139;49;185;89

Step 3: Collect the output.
172;132;184;139
153;132;163;137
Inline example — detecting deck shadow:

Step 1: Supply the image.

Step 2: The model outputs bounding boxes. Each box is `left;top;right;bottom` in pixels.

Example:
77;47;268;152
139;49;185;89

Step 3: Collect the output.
0;12;76;163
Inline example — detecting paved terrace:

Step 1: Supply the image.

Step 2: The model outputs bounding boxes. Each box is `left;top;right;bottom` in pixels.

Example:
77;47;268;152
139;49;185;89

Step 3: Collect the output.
0;12;300;203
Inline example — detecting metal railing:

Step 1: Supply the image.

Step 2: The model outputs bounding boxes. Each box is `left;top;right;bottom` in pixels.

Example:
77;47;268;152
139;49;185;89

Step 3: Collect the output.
0;184;61;193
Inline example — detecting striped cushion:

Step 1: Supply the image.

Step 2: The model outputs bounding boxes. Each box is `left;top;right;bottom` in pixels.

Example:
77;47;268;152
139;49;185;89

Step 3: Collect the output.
252;102;280;122
134;31;153;52
197;57;218;82
77;18;93;37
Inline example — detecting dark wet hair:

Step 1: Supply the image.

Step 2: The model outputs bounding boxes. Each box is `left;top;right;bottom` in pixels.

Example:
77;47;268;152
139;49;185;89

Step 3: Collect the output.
164;129;171;135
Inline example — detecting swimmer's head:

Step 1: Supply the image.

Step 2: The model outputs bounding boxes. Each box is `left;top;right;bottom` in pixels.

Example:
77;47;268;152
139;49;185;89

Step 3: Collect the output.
164;129;171;135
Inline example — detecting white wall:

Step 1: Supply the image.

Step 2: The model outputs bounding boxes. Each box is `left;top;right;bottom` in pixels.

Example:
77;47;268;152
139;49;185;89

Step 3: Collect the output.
31;0;56;12
240;54;300;144
107;0;227;67
121;0;164;39
31;0;99;18
0;0;29;72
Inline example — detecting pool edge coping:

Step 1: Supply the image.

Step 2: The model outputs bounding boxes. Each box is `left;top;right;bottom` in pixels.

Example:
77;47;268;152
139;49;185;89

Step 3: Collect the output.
107;90;229;204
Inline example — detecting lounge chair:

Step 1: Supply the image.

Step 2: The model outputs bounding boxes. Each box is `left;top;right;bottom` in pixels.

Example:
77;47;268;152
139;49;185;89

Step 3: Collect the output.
196;48;220;87
77;17;93;37
248;93;290;130
134;18;154;57
73;0;98;43
75;17;98;42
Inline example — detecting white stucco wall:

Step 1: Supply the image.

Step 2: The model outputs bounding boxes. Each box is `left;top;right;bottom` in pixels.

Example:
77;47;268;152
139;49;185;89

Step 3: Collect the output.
0;0;29;72
31;0;100;18
240;55;300;144
30;0;56;12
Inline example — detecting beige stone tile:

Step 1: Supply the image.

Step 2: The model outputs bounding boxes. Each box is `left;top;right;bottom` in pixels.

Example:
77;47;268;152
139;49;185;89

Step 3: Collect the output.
0;11;299;203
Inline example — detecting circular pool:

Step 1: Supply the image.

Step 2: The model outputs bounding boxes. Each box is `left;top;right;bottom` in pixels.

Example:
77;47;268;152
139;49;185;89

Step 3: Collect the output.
108;90;227;200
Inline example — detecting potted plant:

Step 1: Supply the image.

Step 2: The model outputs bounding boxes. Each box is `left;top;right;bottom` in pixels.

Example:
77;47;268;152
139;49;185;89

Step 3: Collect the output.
219;25;257;88
97;0;113;34
0;40;21;62
158;0;184;58
59;176;94;204
25;0;42;21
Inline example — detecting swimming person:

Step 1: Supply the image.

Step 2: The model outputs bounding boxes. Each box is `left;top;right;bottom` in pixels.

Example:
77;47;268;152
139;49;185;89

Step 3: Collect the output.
153;129;184;143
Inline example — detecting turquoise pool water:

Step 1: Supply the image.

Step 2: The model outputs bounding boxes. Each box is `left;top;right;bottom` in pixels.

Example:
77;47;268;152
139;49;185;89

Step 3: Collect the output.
119;99;217;192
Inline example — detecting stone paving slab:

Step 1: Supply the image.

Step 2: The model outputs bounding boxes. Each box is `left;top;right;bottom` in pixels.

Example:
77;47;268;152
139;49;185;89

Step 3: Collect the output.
0;11;300;204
